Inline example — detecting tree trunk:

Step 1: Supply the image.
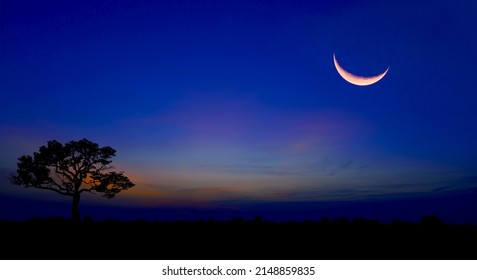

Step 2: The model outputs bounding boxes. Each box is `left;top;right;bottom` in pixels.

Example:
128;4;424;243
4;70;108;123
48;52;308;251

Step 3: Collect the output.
72;194;81;223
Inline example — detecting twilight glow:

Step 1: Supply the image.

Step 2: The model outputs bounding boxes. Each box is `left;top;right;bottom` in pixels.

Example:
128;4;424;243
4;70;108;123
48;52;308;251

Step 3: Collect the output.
1;0;476;223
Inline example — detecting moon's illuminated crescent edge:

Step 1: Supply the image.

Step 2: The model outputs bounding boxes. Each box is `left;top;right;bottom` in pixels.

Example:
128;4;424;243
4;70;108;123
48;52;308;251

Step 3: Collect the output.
333;53;389;86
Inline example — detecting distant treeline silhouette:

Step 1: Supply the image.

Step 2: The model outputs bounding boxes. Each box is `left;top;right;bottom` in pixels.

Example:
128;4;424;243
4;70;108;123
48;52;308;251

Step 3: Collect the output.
1;215;476;260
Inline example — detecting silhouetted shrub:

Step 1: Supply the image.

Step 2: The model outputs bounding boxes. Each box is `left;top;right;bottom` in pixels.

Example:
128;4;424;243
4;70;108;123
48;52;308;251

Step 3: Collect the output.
253;215;263;223
84;215;94;223
319;217;330;225
421;215;444;227
331;217;349;225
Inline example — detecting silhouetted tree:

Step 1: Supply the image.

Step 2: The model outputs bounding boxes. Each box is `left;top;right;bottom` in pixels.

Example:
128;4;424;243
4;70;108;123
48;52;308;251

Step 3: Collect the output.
10;138;135;222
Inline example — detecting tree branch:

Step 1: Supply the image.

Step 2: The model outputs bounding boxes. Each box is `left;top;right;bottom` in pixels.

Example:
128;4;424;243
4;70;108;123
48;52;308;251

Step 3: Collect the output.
48;177;72;195
52;163;75;182
79;188;94;194
25;184;73;197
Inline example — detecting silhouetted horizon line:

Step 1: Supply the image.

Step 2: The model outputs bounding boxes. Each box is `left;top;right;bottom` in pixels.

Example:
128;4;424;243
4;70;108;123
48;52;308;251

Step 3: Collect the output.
2;214;477;226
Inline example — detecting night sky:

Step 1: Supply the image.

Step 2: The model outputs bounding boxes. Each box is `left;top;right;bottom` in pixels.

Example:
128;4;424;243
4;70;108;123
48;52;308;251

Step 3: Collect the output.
1;0;476;223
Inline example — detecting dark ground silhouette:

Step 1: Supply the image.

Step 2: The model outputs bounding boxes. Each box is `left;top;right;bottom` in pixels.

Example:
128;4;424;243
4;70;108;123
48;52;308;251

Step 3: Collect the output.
1;216;476;260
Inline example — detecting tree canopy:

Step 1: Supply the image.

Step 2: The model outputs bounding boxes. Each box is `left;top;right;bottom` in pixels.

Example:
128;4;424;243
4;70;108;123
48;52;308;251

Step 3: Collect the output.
11;138;135;221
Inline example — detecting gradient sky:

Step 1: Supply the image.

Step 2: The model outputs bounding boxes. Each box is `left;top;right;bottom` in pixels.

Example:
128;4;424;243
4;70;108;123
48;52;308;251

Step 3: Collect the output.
1;0;476;223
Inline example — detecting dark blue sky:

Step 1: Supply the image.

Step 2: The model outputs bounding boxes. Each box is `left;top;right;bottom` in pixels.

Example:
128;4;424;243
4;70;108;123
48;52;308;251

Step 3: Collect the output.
1;0;476;223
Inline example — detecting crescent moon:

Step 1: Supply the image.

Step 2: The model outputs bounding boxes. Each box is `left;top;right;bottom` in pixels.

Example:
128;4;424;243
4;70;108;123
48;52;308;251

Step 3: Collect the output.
333;53;389;86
